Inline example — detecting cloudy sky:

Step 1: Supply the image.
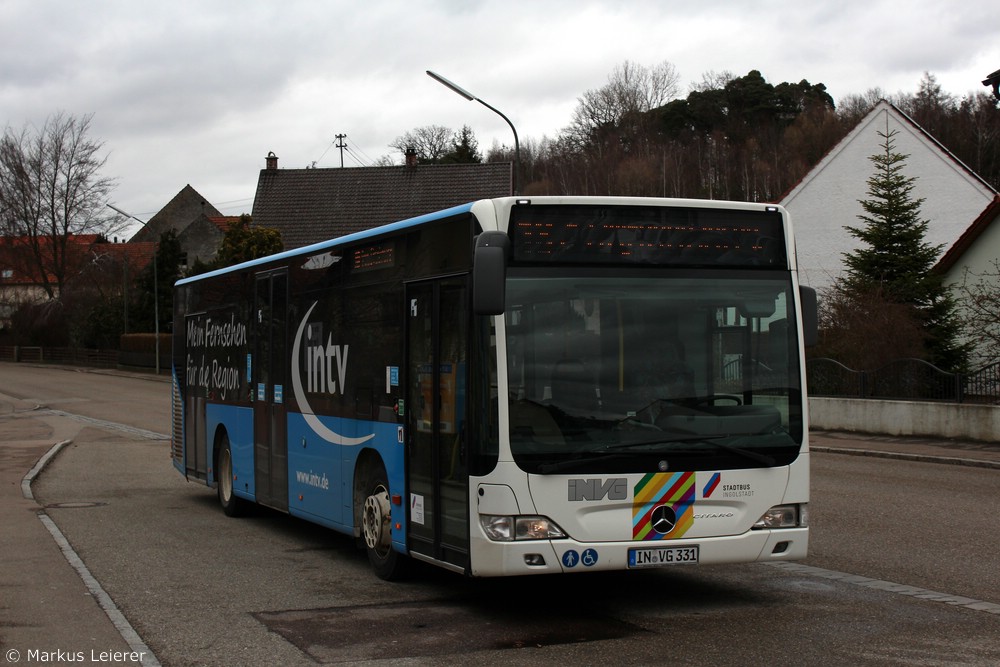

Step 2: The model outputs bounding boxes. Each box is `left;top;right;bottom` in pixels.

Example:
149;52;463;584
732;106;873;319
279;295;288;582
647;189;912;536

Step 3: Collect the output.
3;0;997;237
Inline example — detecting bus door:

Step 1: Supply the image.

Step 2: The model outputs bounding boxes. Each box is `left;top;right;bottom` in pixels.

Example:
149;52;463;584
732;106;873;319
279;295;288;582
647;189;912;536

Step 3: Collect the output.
253;270;289;511
405;278;469;570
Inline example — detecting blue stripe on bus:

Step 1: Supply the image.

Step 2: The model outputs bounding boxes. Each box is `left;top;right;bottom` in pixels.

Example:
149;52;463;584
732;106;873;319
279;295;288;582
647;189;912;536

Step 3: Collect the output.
175;201;476;286
200;401;407;550
205;403;255;499
286;414;406;550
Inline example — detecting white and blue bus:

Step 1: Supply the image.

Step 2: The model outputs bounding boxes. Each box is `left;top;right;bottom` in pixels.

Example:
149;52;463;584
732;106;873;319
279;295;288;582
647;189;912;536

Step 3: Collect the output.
171;196;817;580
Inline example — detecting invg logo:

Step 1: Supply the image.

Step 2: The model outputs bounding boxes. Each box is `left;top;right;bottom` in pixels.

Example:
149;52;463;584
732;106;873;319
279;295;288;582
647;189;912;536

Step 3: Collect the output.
568;478;628;502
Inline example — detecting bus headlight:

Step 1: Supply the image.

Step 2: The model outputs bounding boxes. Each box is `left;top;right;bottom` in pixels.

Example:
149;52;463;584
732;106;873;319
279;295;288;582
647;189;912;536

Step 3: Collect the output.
480;515;567;541
752;504;807;529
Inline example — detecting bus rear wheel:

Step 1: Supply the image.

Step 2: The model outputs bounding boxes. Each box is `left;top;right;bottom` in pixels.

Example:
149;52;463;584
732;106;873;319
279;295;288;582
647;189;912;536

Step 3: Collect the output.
217;434;247;517
361;470;407;580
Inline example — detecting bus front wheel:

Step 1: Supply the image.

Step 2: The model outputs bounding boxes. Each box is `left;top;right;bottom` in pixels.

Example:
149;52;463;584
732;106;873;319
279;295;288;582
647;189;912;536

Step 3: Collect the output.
361;468;407;580
217;434;247;517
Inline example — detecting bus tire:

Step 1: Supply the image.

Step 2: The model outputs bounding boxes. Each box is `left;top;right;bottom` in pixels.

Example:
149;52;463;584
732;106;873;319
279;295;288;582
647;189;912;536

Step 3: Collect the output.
361;466;408;580
217;434;247;517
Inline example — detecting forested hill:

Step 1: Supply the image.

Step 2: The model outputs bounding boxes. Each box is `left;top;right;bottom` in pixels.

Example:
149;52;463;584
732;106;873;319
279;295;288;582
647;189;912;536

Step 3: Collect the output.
495;68;1000;203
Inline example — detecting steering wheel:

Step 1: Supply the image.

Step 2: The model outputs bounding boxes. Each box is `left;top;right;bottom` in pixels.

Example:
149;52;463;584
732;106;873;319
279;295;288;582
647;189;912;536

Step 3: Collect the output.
687;394;742;407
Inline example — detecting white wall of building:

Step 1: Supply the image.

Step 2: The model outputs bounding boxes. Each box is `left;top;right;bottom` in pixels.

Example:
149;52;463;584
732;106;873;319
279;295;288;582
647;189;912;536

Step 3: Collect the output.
782;101;996;292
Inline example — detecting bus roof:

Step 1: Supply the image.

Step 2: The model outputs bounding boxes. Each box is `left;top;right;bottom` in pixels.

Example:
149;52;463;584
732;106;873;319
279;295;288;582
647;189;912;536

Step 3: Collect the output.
175;202;475;287
176;196;790;287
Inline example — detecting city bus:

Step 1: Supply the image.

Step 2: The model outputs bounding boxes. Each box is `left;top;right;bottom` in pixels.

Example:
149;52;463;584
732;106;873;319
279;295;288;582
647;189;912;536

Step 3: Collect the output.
171;196;817;580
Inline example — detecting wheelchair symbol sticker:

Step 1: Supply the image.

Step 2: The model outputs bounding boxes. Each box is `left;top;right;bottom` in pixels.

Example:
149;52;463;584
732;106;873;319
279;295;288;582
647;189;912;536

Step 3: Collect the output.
581;549;598;567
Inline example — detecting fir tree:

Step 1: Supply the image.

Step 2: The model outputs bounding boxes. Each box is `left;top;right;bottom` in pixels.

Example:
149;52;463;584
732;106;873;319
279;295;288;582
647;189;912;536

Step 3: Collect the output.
440;125;482;164
837;124;968;370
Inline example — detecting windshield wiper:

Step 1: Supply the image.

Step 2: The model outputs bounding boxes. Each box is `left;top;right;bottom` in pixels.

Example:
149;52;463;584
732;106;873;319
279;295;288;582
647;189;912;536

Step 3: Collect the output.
598;434;729;451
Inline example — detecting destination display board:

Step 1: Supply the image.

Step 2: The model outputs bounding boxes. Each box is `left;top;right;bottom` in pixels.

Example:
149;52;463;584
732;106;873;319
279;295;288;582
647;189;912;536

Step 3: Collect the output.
510;204;787;268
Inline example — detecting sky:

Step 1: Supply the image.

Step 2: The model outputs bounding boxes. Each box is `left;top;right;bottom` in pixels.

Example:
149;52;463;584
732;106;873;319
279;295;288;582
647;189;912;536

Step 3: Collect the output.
2;0;998;238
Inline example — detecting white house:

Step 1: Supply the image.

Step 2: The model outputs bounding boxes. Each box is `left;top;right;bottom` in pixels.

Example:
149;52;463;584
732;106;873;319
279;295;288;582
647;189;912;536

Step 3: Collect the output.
935;196;1000;365
780;100;997;292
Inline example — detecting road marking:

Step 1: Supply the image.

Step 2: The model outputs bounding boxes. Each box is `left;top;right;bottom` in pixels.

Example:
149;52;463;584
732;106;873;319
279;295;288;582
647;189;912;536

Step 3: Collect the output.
765;561;1000;615
24;440;163;666
37;513;161;665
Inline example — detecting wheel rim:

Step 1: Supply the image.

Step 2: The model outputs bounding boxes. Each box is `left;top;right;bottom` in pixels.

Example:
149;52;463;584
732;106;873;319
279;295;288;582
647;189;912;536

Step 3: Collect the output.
362;484;392;556
219;447;233;502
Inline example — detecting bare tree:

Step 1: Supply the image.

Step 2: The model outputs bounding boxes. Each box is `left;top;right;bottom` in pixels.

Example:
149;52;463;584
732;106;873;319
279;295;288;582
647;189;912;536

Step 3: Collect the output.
0;112;120;298
565;60;681;148
388;125;453;163
689;69;735;93
836;88;885;126
816;284;927;370
954;261;1000;366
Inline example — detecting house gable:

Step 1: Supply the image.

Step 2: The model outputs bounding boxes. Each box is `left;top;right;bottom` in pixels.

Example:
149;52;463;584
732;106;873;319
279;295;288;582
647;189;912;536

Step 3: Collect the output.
177;215;236;267
937;196;1000;285
129;184;223;243
935;196;1000;364
780;100;997;291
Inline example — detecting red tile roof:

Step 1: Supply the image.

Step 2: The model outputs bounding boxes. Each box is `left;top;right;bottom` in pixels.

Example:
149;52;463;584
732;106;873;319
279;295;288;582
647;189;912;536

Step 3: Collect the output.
0;235;155;286
207;216;241;232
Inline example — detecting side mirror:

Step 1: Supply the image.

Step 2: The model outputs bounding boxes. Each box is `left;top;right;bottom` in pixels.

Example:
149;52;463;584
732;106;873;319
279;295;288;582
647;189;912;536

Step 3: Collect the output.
473;231;510;316
799;285;818;347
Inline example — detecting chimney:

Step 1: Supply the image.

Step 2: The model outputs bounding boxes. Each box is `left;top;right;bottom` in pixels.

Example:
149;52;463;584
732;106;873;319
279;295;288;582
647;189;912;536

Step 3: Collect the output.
266;151;279;170
405;147;418;168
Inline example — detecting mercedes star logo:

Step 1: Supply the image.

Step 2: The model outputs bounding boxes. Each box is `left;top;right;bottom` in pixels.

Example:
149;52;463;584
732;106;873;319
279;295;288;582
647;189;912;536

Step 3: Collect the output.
651;504;676;534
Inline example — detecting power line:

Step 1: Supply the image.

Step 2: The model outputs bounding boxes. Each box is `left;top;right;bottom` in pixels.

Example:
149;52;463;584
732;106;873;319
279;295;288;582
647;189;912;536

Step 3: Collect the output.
312;141;335;167
311;133;379;168
347;142;379;166
214;197;254;206
343;145;371;168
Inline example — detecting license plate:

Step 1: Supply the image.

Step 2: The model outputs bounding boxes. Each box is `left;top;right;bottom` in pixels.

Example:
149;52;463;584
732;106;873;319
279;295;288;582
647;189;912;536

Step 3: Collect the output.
628;545;699;568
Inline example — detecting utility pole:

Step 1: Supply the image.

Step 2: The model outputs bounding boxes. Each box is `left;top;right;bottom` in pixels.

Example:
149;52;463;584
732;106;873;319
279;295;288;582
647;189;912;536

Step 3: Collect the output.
335;134;347;167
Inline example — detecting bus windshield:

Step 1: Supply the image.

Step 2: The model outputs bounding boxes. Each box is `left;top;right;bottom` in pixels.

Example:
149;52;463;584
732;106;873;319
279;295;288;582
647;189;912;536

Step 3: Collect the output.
505;270;804;474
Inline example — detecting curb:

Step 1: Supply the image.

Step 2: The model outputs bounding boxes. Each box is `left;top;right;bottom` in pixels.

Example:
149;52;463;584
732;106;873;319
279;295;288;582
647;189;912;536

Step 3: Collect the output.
21;440;162;666
20;439;71;501
812;445;1000;470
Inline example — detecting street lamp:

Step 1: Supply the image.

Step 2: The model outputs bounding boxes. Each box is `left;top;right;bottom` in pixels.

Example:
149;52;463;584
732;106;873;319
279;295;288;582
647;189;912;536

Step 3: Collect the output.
426;70;521;194
107;204;160;375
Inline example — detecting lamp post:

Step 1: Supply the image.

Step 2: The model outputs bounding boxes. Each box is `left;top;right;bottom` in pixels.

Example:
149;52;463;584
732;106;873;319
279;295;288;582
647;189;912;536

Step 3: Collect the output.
426;70;520;195
107;204;160;375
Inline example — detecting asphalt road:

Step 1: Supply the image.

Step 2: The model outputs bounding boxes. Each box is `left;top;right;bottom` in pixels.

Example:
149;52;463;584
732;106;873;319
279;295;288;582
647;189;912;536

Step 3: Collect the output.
2;364;998;666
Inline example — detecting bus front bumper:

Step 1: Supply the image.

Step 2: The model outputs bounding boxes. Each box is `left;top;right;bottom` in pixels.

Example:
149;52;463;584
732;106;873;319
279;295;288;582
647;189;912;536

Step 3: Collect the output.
468;527;808;577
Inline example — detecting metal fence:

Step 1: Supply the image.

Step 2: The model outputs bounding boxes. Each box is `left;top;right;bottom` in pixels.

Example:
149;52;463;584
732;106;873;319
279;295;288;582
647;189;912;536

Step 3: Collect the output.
4;345;998;404
807;357;1000;404
0;345;162;371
